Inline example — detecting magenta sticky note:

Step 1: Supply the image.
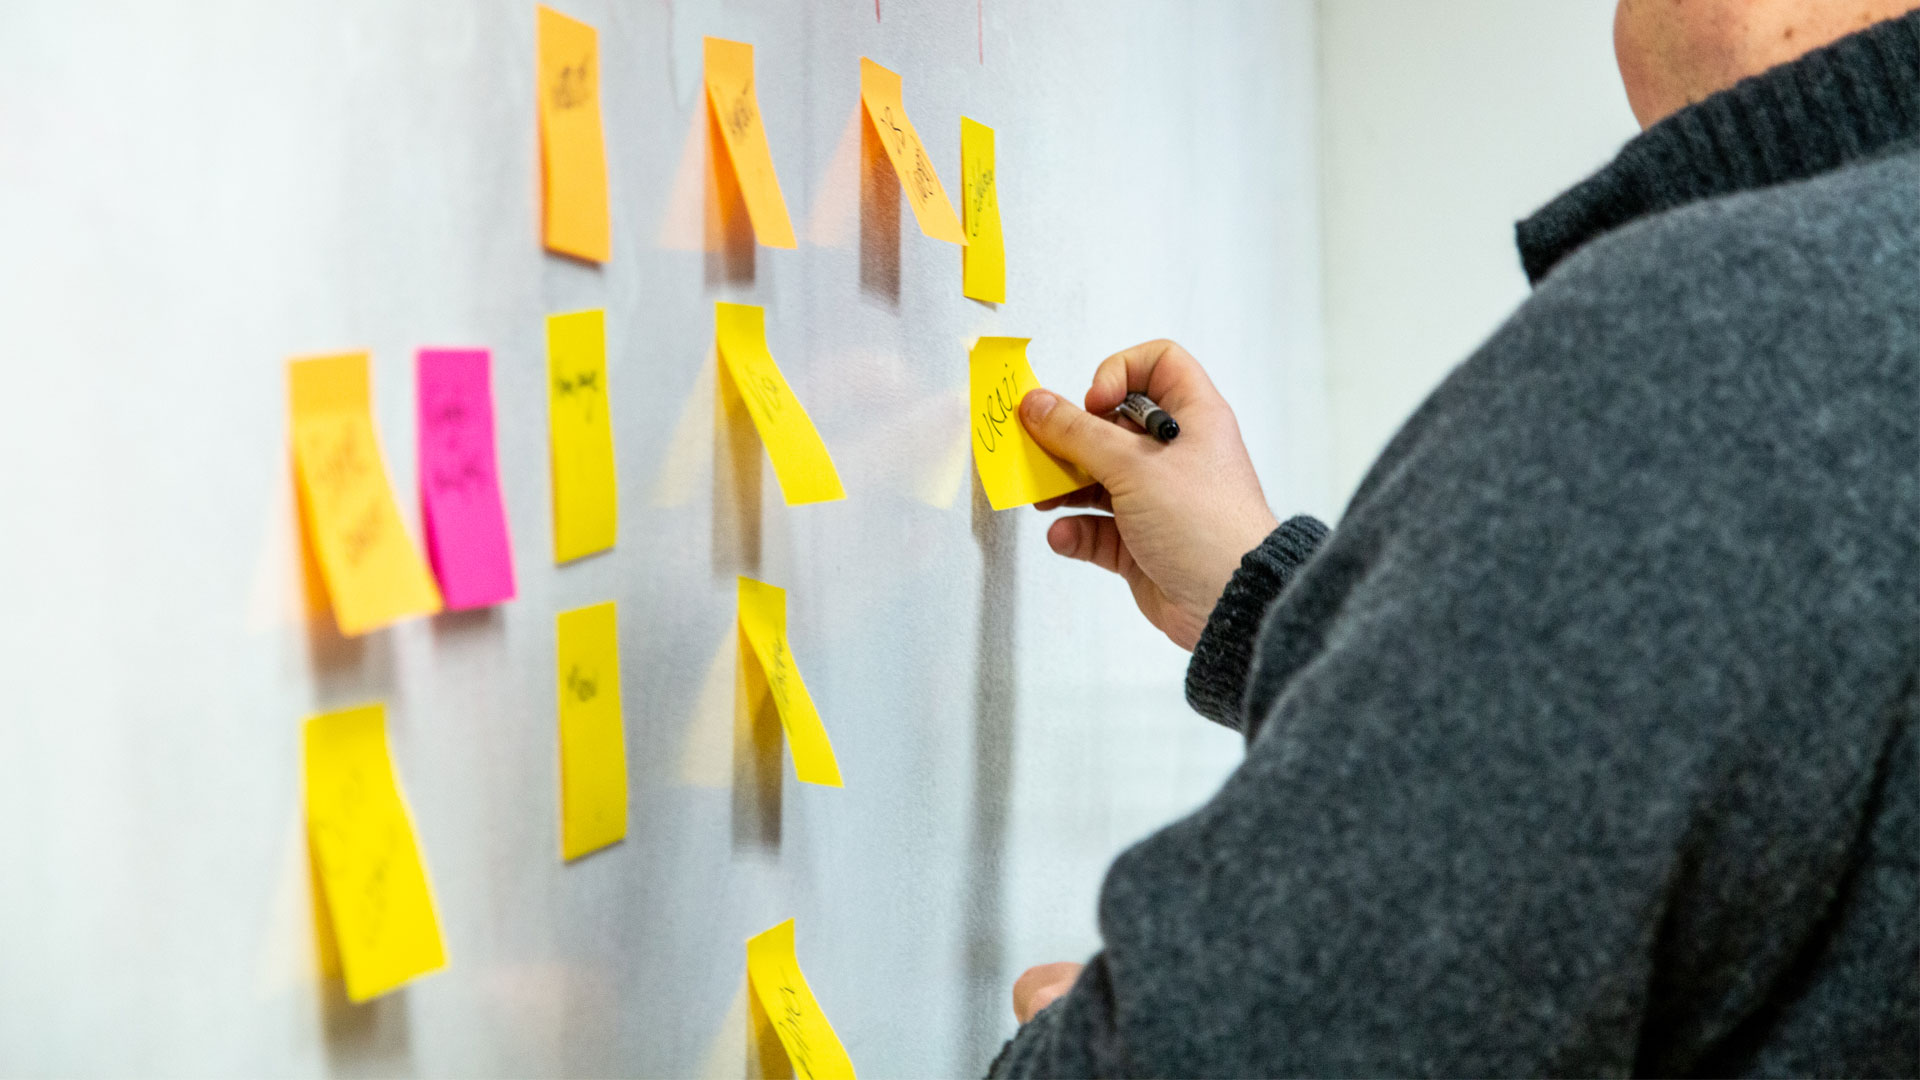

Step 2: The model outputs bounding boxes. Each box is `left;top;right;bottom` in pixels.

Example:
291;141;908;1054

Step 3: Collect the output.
417;348;517;610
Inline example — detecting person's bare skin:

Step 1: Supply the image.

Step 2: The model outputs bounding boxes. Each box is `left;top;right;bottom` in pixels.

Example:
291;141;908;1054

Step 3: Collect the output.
1007;0;1920;1032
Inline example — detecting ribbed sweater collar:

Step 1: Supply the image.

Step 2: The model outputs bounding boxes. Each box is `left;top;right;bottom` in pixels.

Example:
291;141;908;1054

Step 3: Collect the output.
1516;11;1920;284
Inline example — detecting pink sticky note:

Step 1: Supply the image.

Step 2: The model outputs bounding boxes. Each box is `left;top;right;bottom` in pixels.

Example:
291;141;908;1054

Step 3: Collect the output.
417;348;517;610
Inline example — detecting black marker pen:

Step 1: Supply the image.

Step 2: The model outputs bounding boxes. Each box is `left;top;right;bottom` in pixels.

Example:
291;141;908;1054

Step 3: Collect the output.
1115;392;1179;441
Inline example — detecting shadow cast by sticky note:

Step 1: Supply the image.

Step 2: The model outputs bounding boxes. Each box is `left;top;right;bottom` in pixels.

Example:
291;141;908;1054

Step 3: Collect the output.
859;108;902;303
677;627;738;788
429;604;503;642
962;471;1017;1065
707;104;757;286
732;629;783;854
652;359;718;509
312;842;416;1073
712;351;764;579
804;107;862;249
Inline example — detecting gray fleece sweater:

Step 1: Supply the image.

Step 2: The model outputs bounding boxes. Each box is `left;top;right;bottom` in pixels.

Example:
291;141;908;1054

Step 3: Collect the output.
991;14;1919;1078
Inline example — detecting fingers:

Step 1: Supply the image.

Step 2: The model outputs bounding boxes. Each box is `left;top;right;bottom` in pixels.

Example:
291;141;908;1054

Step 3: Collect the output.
1020;390;1134;483
1012;962;1085;1024
1034;484;1111;513
1085;339;1219;415
1047;515;1130;577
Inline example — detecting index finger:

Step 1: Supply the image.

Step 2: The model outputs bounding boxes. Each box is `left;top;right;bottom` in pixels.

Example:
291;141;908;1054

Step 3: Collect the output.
1084;339;1219;415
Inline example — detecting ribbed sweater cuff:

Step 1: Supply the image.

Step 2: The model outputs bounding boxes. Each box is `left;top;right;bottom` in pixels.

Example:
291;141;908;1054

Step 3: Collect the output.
1185;515;1328;731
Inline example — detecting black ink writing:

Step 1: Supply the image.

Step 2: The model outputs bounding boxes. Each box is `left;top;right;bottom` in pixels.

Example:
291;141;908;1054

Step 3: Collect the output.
973;362;1019;453
551;53;593;110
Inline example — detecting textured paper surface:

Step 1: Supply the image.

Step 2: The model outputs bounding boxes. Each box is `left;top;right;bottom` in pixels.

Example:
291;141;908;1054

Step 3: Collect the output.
746;919;857;1080
961;117;1005;302
547;309;618;562
417;348;516;610
715;302;845;506
289;352;443;635
705;37;796;249
859;57;964;244
556;601;628;860
969;337;1095;510
738;577;842;787
305;703;447;1003
537;5;611;262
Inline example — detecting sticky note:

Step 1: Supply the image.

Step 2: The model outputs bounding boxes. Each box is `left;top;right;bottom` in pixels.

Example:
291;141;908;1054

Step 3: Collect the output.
537;5;611;262
417;349;516;610
556;601;628;860
715;303;845;506
737;577;842;787
705;38;797;249
746;919;857;1080
970;337;1095;511
547;309;618;562
289;353;443;636
961;117;1005;303
304;703;447;1003
859;58;965;245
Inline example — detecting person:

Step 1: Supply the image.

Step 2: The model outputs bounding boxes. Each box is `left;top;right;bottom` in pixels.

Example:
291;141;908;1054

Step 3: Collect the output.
990;1;1919;1075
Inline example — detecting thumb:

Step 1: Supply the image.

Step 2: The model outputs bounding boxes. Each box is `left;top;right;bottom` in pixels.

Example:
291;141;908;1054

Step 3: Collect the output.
1020;389;1133;482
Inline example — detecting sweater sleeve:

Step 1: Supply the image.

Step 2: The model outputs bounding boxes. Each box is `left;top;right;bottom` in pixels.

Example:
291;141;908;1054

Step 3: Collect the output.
1184;515;1329;731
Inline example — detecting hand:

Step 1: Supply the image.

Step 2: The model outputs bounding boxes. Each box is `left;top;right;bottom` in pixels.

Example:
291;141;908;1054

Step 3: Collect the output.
1021;340;1278;651
1012;962;1084;1024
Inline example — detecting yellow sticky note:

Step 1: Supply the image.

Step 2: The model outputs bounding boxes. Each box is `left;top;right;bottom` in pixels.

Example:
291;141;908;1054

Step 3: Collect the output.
970;337;1095;511
859;58;965;245
289;353;443;636
746;919;857;1080
304;703;447;1003
555;601;628;860
705;38;796;250
537;5;611;262
737;577;842;788
547;309;618;562
961;117;1005;303
715;303;846;506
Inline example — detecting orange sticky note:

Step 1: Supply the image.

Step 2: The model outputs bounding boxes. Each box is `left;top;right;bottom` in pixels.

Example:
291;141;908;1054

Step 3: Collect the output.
859;57;965;245
705;38;796;249
289;352;443;636
714;302;845;506
556;601;628;861
547;309;618;562
738;577;842;787
537;5;611;262
305;703;447;1003
746;919;857;1080
961;117;1005;303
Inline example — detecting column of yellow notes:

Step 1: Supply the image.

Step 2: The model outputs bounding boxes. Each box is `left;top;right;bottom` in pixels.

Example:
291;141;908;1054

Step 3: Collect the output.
289;352;443;636
555;601;628;860
715;302;845;505
737;577;842;787
305;703;447;1003
704;37;797;249
858;57;966;245
961;117;1006;302
547;309;619;561
537;5;611;262
746;919;857;1080
969;337;1094;510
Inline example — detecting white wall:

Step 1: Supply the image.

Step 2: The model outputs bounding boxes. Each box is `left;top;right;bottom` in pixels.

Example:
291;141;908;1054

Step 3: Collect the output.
0;1;1321;1075
1318;0;1642;507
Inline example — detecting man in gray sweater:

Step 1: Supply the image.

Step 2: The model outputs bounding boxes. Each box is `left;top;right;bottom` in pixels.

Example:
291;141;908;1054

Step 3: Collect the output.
991;1;1918;1075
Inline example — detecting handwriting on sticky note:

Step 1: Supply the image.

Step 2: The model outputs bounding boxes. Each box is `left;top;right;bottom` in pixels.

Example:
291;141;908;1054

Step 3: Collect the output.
737;577;843;787
547;310;618;562
289;353;443;636
555;601;628;860
417;349;516;610
714;302;846;506
705;38;797;249
305;703;447;1003
537;5;611;262
969;337;1095;511
859;58;965;245
746;919;857;1080
961;117;1005;303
